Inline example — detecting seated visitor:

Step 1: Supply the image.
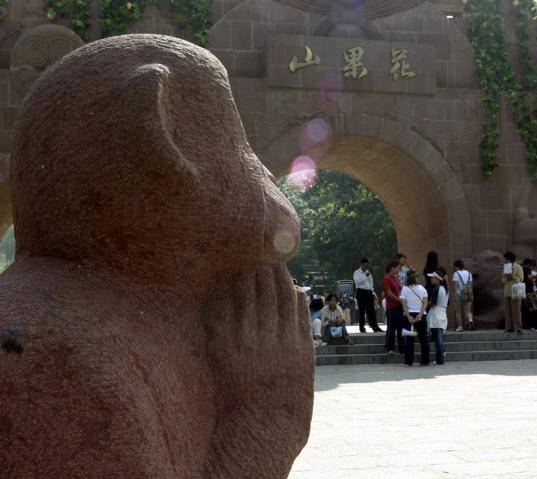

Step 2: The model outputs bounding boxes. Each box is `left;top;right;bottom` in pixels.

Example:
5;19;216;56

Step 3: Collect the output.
321;294;353;345
400;270;430;366
427;270;450;365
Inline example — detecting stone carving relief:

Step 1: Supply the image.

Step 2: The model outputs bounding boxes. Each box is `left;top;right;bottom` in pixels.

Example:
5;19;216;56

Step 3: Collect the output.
9;24;83;95
462;250;505;329
513;185;537;259
6;0;47;28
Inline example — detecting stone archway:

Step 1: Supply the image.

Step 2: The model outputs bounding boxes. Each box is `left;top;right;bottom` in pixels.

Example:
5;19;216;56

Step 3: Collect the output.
264;114;472;271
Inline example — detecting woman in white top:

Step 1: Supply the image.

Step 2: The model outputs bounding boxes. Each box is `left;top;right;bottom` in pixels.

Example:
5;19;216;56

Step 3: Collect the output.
427;269;450;365
399;270;430;366
452;260;474;332
321;294;353;345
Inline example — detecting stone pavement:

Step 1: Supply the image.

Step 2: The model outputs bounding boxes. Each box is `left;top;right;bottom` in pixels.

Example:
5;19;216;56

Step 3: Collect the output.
289;360;537;479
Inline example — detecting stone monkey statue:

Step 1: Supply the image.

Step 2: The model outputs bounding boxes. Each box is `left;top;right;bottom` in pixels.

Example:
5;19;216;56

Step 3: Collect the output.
0;34;314;478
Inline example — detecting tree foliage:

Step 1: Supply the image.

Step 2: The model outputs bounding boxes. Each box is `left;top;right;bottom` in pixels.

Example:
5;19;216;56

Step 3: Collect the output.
277;170;397;293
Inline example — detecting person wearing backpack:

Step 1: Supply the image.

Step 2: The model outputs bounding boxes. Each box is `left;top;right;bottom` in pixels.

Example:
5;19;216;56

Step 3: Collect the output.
452;260;474;332
400;270;430;366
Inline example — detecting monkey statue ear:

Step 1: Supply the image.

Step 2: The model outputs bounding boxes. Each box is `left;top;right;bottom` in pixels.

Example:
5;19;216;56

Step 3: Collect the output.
123;63;200;182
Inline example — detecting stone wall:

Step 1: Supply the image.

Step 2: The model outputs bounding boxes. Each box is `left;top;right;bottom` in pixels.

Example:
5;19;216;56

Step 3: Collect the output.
0;0;536;261
209;0;537;266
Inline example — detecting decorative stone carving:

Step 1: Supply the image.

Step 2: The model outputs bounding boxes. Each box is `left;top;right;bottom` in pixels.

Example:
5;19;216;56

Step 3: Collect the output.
462;250;505;329
513;185;537;259
127;4;177;36
6;0;47;28
275;0;426;19
9;24;83;96
0;34;313;477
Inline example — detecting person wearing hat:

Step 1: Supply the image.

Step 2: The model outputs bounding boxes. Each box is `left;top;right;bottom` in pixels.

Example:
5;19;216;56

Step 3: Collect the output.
427;269;450;365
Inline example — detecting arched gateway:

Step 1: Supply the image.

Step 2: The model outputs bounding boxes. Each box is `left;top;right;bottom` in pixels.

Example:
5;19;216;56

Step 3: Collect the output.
0;0;536;274
206;0;537;268
264;115;471;270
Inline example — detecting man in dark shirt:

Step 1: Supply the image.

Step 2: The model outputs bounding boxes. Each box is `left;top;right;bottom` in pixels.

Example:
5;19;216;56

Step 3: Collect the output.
383;260;404;354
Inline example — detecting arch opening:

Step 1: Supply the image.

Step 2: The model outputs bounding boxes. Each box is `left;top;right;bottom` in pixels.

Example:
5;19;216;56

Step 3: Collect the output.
278;169;397;290
276;134;454;275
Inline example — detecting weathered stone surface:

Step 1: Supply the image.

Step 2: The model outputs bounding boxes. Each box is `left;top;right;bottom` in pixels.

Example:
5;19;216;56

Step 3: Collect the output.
9;24;83;95
462;250;505;329
0;34;313;478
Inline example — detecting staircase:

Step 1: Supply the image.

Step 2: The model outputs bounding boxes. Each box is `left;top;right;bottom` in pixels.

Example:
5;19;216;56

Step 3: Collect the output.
316;330;537;366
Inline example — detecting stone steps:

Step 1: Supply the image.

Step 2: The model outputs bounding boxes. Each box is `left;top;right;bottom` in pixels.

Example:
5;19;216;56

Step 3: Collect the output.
316;331;537;366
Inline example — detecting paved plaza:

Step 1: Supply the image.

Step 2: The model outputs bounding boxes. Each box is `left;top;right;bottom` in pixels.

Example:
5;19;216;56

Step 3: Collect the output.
289;360;537;479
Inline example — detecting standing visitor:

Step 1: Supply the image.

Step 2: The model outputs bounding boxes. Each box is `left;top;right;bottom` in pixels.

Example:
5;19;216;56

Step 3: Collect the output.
423;251;439;298
395;253;412;286
309;295;326;348
427;270;450;365
383;260;404;355
321;294;353;345
340;293;353;326
353;259;383;333
400;270;430;366
452;260;474;332
522;258;537;331
501;251;524;334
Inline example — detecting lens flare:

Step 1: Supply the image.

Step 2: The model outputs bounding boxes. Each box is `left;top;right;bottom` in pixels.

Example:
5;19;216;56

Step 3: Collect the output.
298;118;332;157
319;71;343;102
273;229;297;256
288;155;317;191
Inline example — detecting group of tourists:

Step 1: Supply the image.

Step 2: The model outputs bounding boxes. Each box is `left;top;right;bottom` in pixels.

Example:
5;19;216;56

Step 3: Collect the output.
306;250;537;366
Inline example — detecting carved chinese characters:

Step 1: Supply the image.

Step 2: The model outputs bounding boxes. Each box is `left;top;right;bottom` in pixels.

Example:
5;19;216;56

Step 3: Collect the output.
288;46;321;72
288;44;416;81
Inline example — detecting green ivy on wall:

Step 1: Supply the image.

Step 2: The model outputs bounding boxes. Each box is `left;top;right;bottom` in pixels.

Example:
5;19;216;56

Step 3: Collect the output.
0;0;210;46
99;0;210;46
464;0;537;181
513;0;537;92
47;0;91;41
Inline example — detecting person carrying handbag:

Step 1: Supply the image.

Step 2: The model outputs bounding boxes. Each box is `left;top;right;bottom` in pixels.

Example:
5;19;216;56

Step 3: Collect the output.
452;260;474;332
501;251;525;334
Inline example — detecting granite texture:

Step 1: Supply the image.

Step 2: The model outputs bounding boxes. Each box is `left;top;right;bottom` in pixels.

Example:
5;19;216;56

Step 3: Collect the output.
0;34;314;478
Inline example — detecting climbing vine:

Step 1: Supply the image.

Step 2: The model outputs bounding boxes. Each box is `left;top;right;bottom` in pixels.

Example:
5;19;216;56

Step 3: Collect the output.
464;0;537;181
47;0;91;41
513;0;537;92
99;0;210;46
0;0;210;46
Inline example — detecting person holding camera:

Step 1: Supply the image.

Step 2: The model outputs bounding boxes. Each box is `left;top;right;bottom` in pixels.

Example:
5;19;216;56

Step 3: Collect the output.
353;258;383;333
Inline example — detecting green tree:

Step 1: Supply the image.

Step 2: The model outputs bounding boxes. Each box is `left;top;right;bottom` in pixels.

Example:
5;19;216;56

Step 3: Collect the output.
278;170;397;293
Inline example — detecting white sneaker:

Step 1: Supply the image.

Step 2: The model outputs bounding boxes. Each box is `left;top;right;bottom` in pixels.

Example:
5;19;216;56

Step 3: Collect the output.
319;341;328;347
456;326;464;332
